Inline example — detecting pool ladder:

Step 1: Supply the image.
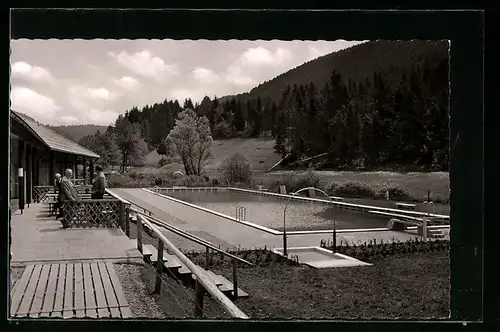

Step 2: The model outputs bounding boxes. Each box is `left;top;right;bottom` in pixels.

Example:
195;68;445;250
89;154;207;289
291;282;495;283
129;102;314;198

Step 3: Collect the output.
236;206;247;221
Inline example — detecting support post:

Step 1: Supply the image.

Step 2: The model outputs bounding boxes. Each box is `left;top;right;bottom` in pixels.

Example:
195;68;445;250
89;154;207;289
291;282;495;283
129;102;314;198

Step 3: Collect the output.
82;157;87;185
154;238;164;294
119;201;125;231
194;280;204;317
73;155;77;178
205;246;209;268
90;160;94;181
232;258;238;298
33;148;39;186
18;140;26;213
64;153;69;172
26;144;32;206
49;150;55;185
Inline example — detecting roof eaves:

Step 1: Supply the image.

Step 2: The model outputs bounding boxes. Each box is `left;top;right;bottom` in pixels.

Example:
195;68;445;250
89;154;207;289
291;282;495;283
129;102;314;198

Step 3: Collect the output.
11;110;101;159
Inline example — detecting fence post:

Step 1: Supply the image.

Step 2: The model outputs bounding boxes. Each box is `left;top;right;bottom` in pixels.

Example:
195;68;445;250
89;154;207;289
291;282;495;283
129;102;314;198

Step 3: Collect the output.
119;201;125;231
137;214;143;254
332;229;337;252
125;205;130;237
205;246;210;268
194;280;204;317
422;218;428;242
154;239;164;294
232;258;238;298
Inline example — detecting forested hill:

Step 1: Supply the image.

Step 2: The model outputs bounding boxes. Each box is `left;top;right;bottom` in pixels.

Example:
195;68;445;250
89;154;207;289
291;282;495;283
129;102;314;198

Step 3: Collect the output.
49;124;108;143
77;40;450;172
228;40;449;104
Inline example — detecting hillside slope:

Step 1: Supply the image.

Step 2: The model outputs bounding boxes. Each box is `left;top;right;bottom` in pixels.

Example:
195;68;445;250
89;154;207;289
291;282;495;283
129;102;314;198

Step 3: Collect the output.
49;124;108;143
228;40;449;103
145;137;280;172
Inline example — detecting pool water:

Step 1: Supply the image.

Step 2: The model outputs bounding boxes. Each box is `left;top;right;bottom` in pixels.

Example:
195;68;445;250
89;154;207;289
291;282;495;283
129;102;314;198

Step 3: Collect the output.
163;191;390;231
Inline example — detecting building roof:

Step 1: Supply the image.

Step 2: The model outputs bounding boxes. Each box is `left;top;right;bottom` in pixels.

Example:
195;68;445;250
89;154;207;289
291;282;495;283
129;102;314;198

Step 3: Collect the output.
11;110;100;159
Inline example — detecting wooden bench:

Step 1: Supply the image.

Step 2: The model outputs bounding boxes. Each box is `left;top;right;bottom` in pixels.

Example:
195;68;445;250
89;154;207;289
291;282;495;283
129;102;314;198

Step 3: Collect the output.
396;202;417;210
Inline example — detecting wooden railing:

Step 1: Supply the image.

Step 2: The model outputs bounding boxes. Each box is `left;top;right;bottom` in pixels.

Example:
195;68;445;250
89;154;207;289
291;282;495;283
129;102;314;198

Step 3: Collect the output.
73;178;86;186
61;199;130;229
106;189;250;319
33;186;53;203
136;214;249;319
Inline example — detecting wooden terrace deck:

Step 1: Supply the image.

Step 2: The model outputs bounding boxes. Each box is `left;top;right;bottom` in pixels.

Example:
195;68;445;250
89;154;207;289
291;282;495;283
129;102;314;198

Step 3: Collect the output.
11;262;132;318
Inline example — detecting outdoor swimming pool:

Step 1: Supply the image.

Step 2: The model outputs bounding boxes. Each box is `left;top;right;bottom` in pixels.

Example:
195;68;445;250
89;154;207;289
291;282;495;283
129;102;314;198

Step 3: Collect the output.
161;190;390;231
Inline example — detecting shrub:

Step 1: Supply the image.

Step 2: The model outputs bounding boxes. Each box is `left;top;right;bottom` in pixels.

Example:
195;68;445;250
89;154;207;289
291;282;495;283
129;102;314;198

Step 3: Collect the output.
182;175;212;187
222;153;253;185
331;181;375;198
265;171;323;194
326;182;340;195
377;183;411;200
106;173;148;188
294;170;322;191
320;237;450;262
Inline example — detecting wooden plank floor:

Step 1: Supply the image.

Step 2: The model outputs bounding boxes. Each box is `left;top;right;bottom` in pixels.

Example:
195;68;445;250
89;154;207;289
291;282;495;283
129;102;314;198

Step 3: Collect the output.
10;262;132;319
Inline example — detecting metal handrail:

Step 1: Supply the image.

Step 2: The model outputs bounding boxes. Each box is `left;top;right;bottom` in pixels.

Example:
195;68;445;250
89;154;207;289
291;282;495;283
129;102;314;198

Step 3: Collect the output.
130;206;253;267
137;214;249;319
106;189;154;216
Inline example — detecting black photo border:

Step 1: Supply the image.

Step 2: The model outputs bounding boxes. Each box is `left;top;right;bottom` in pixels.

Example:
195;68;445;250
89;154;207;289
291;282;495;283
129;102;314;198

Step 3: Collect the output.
5;7;489;332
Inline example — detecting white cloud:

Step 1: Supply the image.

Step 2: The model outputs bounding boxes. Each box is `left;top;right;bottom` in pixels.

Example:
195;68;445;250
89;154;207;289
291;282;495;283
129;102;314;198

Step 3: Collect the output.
11;61;55;82
225;65;254;85
68;85;118;111
10;86;61;119
60;115;80;124
240;47;293;67
113;76;138;89
109;50;179;80
192;67;219;84
84;108;119;126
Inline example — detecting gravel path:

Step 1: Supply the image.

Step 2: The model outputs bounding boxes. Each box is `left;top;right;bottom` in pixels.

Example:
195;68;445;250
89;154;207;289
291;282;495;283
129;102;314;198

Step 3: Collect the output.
114;263;166;319
10;265;25;290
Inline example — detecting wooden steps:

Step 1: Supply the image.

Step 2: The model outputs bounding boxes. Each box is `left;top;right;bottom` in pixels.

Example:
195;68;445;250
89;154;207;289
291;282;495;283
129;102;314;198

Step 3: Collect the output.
135;241;248;299
10;262;132;318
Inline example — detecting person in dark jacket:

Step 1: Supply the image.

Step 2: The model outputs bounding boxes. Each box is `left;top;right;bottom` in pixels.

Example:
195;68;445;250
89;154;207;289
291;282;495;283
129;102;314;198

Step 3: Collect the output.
57;169;80;220
54;173;62;217
91;165;107;199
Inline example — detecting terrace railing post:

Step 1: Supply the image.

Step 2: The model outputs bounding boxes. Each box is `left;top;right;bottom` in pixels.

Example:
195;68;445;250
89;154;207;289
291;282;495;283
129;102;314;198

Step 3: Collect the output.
154;238;164;294
232;258;238;298
119;201;125;231
194;280;204;317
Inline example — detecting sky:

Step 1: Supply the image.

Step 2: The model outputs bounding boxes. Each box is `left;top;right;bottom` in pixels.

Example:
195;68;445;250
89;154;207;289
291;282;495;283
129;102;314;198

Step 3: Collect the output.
10;39;365;126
